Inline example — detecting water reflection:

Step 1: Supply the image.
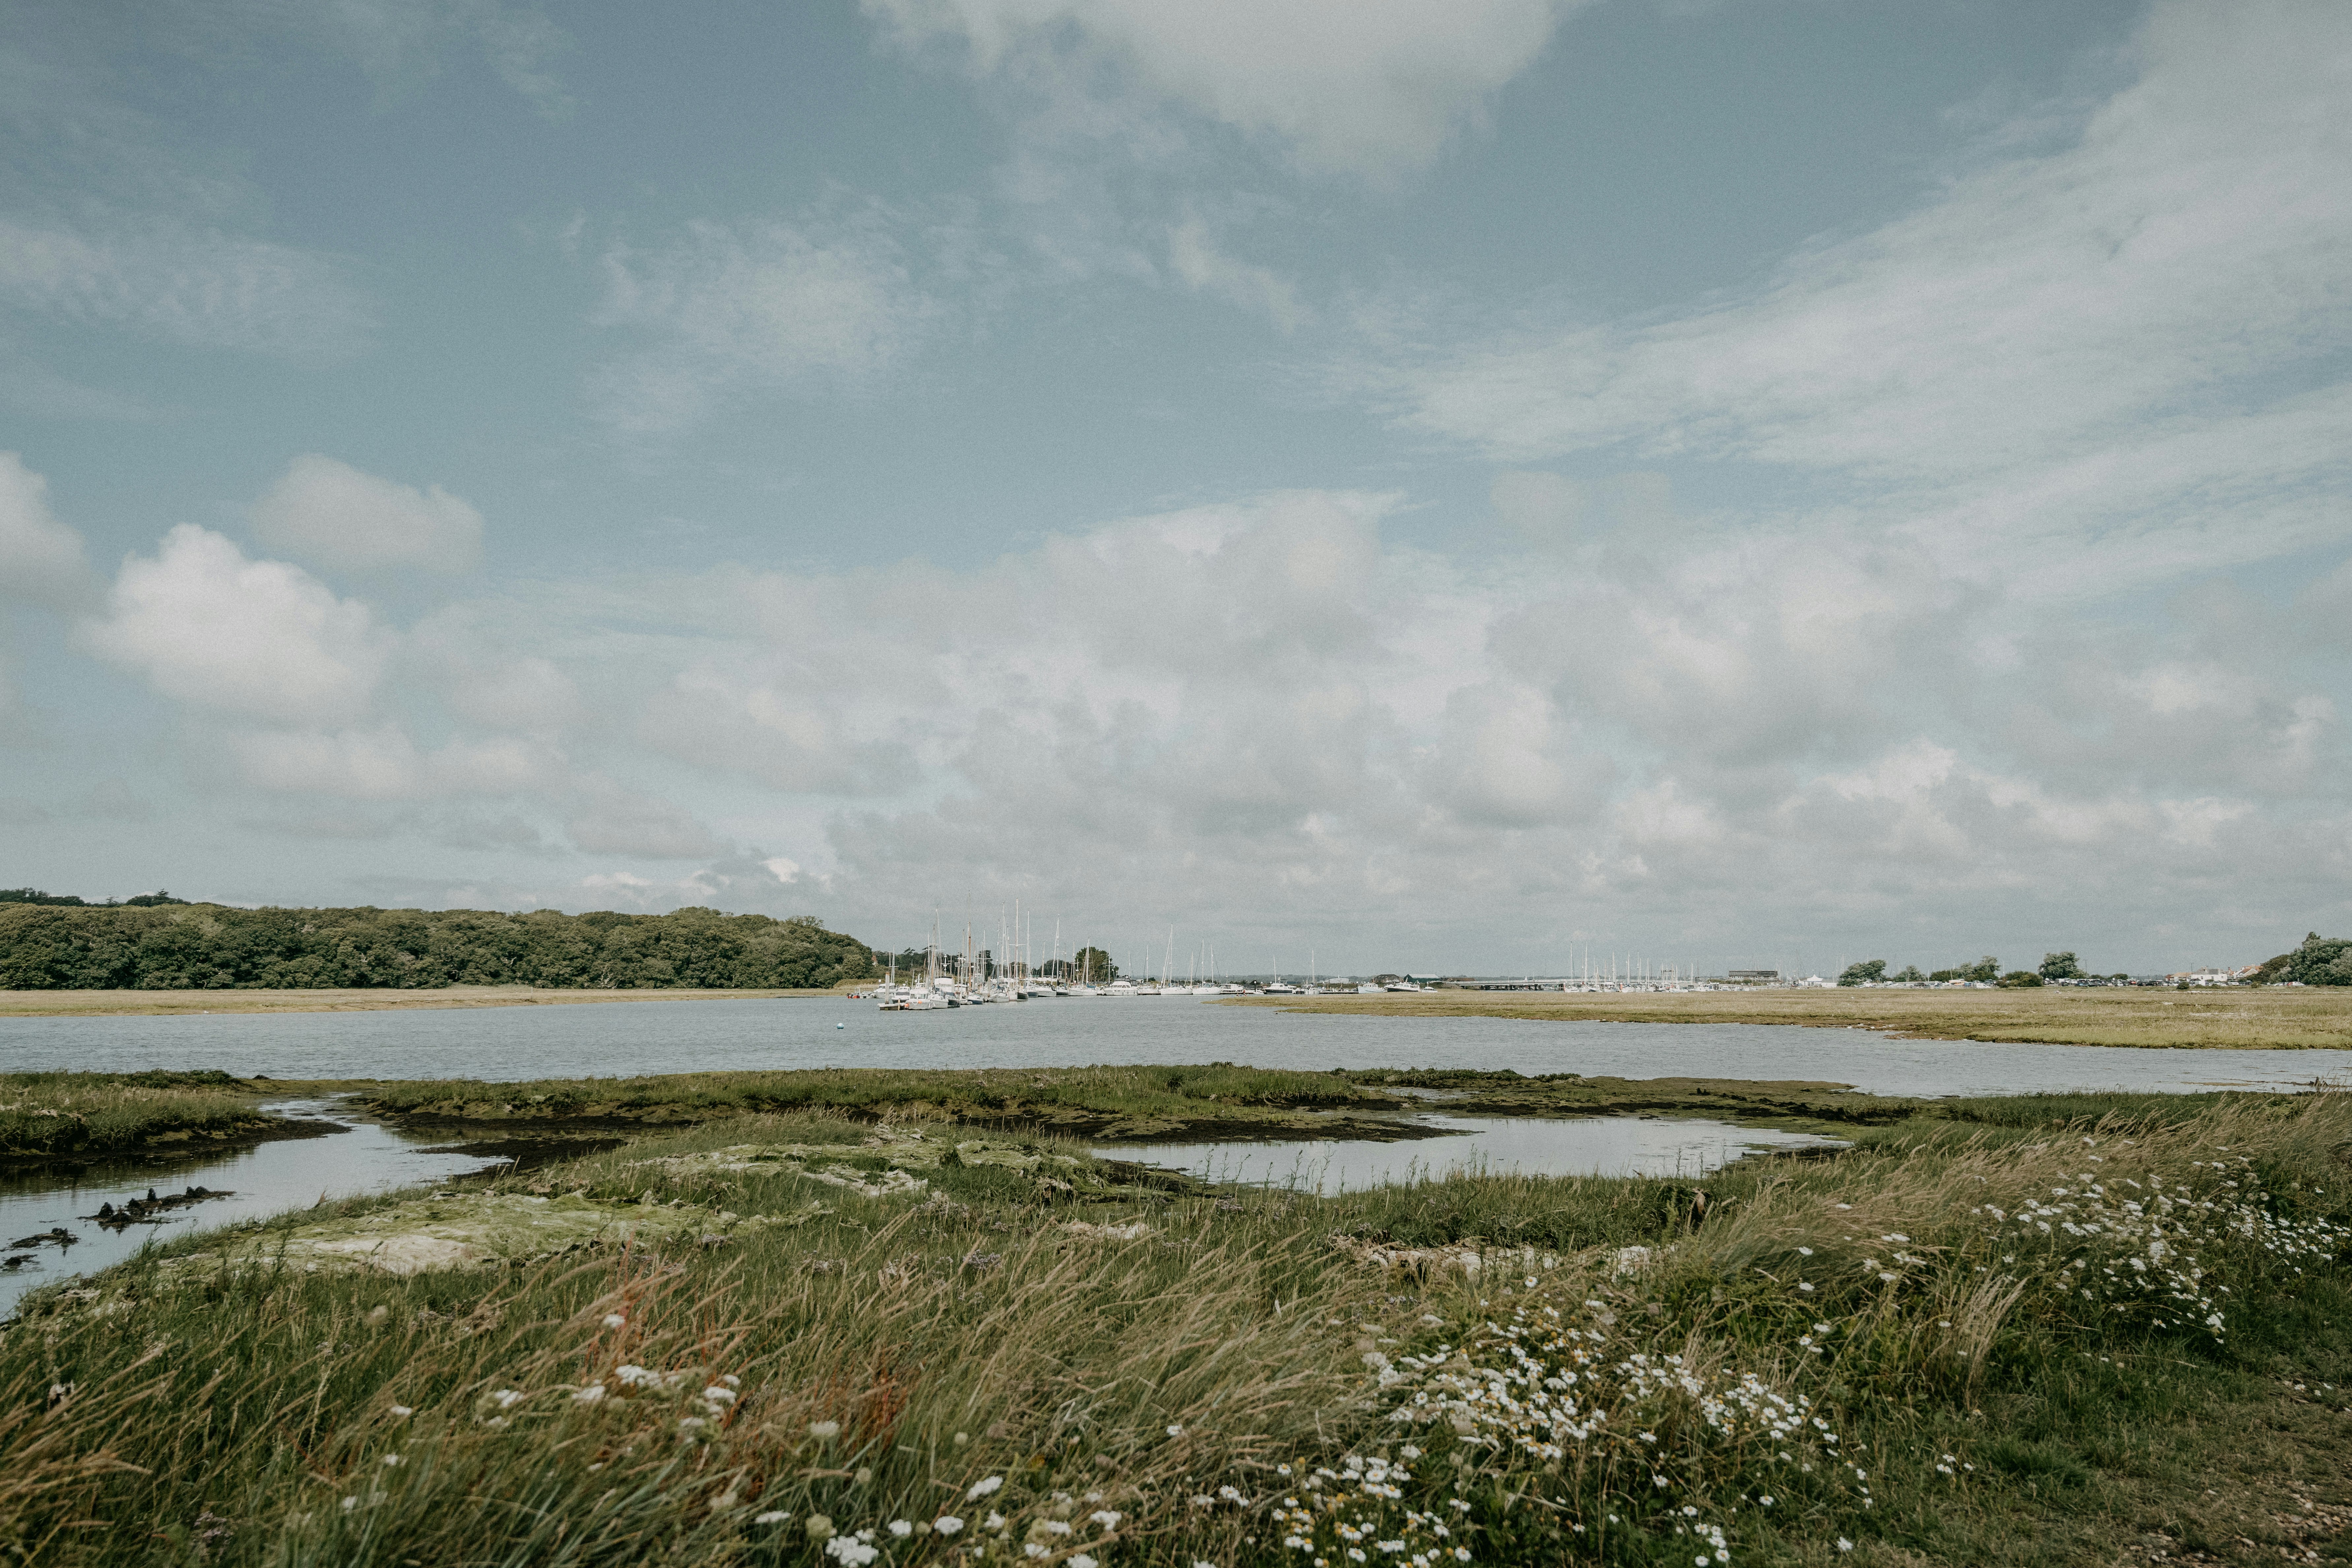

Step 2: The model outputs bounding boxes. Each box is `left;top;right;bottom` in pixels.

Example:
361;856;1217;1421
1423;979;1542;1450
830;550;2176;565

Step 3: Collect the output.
1112;1114;1845;1193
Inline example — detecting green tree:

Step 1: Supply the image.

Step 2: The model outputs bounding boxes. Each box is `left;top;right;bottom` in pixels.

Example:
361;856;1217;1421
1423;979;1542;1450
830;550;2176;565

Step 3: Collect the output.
2264;932;2352;986
1997;970;2044;988
1836;959;1887;987
1963;955;2001;982
1888;964;1926;983
2038;950;2083;980
1071;946;1119;982
0;904;876;991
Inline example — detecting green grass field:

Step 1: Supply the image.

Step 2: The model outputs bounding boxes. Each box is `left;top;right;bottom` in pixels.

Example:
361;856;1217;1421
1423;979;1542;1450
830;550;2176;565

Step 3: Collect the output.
5;1083;2350;1564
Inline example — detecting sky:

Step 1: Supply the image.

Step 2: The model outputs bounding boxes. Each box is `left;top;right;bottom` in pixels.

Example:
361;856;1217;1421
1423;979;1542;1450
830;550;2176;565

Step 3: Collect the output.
1;0;2348;979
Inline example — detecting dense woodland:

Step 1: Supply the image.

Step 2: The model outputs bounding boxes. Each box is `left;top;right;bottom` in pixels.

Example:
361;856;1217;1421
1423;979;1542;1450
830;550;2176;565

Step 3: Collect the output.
0;903;877;991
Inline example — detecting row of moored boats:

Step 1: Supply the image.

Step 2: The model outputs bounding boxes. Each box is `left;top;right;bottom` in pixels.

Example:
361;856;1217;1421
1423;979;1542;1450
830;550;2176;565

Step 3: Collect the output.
859;977;1429;1009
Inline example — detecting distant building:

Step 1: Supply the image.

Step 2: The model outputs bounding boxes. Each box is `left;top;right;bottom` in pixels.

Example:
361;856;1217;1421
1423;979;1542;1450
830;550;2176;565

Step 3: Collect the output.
2166;966;2260;986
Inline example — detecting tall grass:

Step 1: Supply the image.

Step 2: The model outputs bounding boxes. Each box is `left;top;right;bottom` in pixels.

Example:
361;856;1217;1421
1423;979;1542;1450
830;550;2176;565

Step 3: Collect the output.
0;1071;276;1159
3;1093;2349;1565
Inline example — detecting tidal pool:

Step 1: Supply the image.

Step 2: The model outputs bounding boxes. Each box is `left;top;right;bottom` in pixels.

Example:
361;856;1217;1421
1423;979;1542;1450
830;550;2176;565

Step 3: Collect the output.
1112;1113;1844;1193
0;1102;522;1318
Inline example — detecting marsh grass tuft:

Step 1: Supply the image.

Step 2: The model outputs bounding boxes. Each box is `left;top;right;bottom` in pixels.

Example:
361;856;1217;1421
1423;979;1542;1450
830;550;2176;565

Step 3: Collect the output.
0;1071;284;1160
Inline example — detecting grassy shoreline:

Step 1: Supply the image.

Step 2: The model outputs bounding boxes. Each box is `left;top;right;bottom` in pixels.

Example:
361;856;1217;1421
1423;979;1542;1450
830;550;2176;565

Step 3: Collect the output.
9;1064;1915;1174
0;1057;2308;1170
4;1085;2349;1564
338;1065;1930;1144
0;1070;323;1165
1229;985;2352;1050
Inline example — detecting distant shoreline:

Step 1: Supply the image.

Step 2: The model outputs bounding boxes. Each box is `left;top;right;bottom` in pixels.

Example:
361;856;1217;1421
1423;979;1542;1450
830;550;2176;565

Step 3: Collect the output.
1221;985;2352;1050
0;985;863;1018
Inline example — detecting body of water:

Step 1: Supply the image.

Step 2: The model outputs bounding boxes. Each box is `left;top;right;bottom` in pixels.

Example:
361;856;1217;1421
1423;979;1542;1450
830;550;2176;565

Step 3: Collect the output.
3;994;2347;1098
0;1101;510;1317
1119;1113;1843;1193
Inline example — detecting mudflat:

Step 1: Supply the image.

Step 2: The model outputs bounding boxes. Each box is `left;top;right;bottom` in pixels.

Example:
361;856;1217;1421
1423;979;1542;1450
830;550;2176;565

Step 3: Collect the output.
1230;983;2352;1048
0;984;855;1017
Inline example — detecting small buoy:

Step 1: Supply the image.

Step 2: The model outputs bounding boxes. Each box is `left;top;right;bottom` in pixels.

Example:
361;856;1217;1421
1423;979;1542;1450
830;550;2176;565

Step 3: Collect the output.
836;1022;846;1029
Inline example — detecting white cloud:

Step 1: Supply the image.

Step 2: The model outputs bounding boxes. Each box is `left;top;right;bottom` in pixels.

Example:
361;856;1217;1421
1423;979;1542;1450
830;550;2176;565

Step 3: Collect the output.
1374;0;2352;587
0;214;371;360
250;455;485;574
1167;217;1305;329
592;216;935;432
225;725;560;801
283;0;575;116
565;781;729;860
47;479;2336;967
0;451;90;605
81;525;389;724
866;0;1577;179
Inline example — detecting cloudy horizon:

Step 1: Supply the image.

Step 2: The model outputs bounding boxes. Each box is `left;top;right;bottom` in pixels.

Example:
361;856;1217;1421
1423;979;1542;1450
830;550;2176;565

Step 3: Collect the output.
2;0;2347;977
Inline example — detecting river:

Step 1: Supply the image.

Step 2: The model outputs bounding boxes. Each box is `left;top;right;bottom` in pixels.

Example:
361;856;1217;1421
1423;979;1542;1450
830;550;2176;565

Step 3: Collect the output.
5;994;2348;1096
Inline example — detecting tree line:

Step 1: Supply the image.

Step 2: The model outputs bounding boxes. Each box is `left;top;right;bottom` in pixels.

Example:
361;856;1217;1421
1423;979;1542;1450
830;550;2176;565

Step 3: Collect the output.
2251;933;2352;986
0;902;877;991
1837;951;2120;988
1839;934;2352;988
1;887;190;908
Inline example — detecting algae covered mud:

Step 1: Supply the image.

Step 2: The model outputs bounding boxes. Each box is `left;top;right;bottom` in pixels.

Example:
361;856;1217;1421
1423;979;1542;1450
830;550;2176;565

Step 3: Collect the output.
5;1086;2352;1566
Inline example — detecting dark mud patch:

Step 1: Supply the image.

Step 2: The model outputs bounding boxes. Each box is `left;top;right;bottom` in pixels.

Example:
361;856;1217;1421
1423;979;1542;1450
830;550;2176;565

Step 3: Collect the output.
396;1125;635;1174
